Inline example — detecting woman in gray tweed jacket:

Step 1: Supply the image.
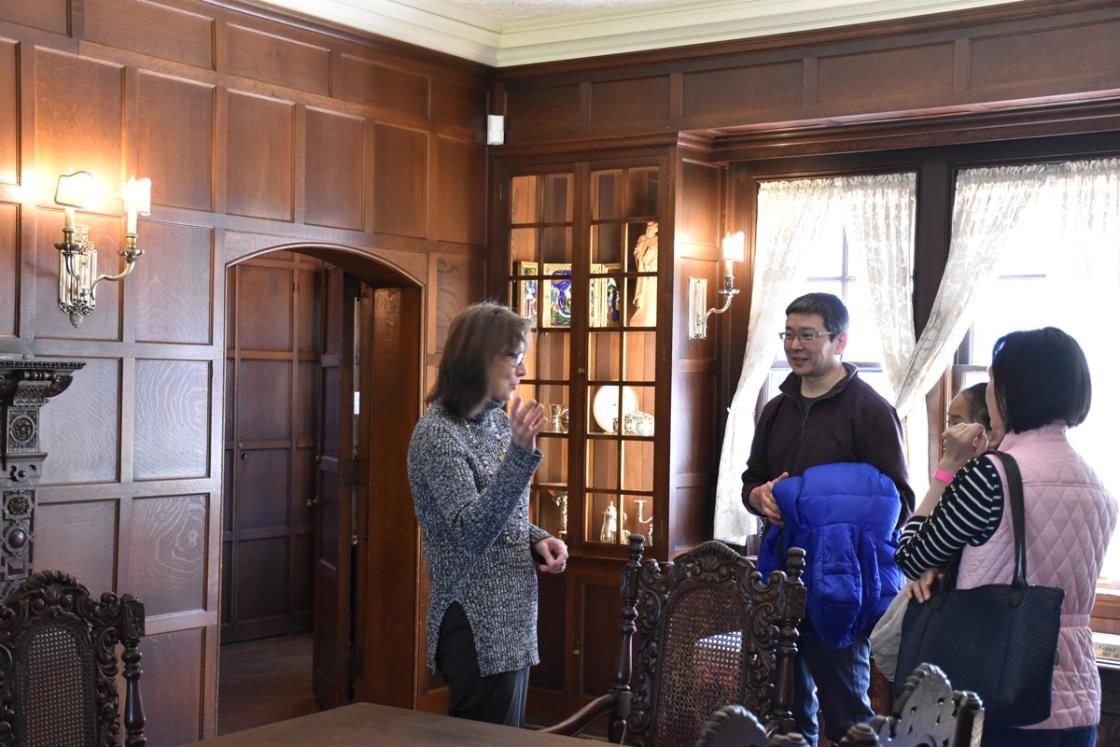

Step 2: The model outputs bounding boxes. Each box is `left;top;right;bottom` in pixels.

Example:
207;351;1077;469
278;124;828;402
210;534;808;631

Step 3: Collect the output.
408;302;568;728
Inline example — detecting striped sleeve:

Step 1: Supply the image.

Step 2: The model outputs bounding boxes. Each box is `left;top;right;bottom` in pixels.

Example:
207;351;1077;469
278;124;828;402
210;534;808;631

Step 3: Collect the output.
894;456;1003;580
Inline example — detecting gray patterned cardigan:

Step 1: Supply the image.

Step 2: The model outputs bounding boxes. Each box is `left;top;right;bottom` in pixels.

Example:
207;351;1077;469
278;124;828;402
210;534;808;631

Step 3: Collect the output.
407;399;548;677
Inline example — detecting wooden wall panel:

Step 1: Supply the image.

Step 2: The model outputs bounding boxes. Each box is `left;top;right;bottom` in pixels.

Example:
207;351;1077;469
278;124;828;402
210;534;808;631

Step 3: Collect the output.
134;360;210;479
129;493;208;615
0;0;68;35
337;54;428;119
590;77;670;128
506;85;581;138
141;629;204;746
817;43;955;109
35;51;123;191
236;449;290;529
226;24;330;96
238;265;292;349
434;254;471;352
0;203;16;337
85;0;214;69
305;109;364;230
138;73;214;211
681;62;802;123
134;222;213;344
39;358;121;484
34;212;123;341
236;360;291;442
235;538;288;619
373;124;428;237
226;92;294;221
33;500;118;593
434;137;485;245
969;20;1120;96
431;78;484;132
678;161;721;248
0;42;15;186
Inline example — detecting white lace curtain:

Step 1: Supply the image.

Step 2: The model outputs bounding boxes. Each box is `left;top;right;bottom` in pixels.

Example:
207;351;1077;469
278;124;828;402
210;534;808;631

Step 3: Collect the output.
713;178;843;541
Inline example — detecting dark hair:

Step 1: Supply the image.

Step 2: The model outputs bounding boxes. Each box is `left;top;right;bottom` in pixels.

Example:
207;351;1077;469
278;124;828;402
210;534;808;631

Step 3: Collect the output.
785;292;849;337
427;302;528;418
990;327;1091;434
959;382;991;431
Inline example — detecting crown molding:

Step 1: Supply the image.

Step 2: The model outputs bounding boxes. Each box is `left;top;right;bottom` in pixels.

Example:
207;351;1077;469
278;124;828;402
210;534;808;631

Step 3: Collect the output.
256;0;1026;67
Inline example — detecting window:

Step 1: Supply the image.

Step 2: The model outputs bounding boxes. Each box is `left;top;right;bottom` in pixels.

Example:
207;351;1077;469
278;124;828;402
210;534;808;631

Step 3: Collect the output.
758;220;898;409
950;176;1120;586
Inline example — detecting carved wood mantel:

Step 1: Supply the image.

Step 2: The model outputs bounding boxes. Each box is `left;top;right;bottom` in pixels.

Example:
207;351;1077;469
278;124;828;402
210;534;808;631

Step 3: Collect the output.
0;360;84;596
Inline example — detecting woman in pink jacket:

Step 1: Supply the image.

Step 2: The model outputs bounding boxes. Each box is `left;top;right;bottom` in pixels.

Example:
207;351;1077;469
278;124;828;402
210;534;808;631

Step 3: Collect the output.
896;327;1117;747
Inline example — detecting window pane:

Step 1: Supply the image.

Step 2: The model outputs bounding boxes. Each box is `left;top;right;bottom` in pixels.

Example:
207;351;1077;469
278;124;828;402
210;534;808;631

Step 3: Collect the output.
844;278;886;367
968;277;1052;366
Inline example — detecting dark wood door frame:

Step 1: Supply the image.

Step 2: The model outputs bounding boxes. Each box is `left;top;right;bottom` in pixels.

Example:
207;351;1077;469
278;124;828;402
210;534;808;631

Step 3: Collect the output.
220;244;426;711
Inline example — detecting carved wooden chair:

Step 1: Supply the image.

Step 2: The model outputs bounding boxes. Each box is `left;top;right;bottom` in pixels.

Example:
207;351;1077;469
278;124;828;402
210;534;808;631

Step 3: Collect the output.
839;663;983;747
694;704;810;747
543;536;807;746
0;570;146;746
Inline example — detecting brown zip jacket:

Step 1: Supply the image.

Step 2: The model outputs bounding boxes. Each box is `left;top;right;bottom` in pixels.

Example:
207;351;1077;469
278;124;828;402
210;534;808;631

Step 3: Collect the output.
741;362;914;529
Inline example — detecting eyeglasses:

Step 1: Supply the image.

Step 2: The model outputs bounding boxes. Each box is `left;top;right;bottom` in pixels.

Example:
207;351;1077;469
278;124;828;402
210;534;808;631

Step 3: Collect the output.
505;351;526;367
778;330;835;344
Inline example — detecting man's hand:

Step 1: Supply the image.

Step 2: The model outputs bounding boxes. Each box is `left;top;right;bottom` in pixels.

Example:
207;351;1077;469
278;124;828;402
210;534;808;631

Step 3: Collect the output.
748;472;789;527
534;536;567;574
902;568;943;604
510;396;546;452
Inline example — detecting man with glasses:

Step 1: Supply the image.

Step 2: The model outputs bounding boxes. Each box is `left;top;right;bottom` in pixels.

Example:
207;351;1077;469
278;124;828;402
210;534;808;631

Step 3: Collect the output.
742;292;912;746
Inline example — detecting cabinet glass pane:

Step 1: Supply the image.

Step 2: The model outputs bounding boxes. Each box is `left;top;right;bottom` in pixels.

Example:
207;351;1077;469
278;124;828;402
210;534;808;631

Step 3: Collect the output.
511;279;539;328
511;175;539;224
586;438;619;489
541;264;573;328
627;275;657;328
536;330;570;380
541;227;572;264
588;492;624;545
537;384;570;434
592;170;623;221
622;441;654;491
591;223;623;265
589;384;646;435
622;495;655;548
588;333;621;381
627;221;658;273
511;228;538;267
537;434;568;485
536;486;570;541
623;331;656;382
543;174;573;223
628;168;659;218
589;273;622;329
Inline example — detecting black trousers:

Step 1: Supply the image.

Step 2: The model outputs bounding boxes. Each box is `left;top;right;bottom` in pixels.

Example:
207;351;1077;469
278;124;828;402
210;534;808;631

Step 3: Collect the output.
435;602;529;727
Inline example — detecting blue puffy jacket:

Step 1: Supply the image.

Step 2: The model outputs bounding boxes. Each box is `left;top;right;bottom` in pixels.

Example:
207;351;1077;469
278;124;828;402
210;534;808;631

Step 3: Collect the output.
758;462;903;650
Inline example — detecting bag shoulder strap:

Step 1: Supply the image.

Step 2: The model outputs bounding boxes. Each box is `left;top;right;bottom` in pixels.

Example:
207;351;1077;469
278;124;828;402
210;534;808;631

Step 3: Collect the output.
986;450;1028;587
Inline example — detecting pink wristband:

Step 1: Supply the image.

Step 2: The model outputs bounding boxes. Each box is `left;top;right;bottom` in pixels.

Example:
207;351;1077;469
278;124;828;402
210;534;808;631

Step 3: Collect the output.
933;468;955;484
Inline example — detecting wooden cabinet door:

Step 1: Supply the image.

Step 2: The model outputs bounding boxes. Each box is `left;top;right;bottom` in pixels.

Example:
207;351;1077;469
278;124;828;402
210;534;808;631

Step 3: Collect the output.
312;266;357;709
222;252;320;643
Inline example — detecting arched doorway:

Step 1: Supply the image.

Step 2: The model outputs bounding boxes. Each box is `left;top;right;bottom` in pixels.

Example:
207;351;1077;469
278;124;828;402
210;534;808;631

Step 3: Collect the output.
217;244;424;733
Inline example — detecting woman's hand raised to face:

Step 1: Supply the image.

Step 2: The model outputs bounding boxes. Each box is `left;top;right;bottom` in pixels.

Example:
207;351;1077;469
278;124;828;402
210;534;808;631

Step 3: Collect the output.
940;422;988;474
510;396;546;452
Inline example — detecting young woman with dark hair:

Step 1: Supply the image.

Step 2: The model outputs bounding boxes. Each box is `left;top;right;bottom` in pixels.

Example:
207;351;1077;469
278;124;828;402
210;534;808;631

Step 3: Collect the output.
896;327;1117;746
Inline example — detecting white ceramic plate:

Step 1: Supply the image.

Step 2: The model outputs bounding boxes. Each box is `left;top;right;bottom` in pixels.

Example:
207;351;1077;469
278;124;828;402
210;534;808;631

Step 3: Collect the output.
592;385;638;433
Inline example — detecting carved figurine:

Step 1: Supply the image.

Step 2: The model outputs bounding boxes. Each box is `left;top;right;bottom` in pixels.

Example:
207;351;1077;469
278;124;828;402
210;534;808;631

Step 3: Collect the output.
600;502;617;544
630;221;658;326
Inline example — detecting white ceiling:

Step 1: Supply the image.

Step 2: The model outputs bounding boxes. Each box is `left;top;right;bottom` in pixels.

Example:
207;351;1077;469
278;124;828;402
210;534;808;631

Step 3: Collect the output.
258;0;1026;67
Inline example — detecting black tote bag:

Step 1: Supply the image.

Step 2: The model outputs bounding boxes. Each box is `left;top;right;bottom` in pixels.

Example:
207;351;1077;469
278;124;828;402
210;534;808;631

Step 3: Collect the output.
894;450;1064;726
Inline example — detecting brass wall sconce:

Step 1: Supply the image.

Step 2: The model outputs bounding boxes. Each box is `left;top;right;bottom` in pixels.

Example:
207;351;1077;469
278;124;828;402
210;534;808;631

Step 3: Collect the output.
54;171;151;328
688;231;744;340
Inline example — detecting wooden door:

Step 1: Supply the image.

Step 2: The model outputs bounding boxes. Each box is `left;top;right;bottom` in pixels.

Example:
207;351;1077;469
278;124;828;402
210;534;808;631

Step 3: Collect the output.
312;266;358;709
222;252;321;643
